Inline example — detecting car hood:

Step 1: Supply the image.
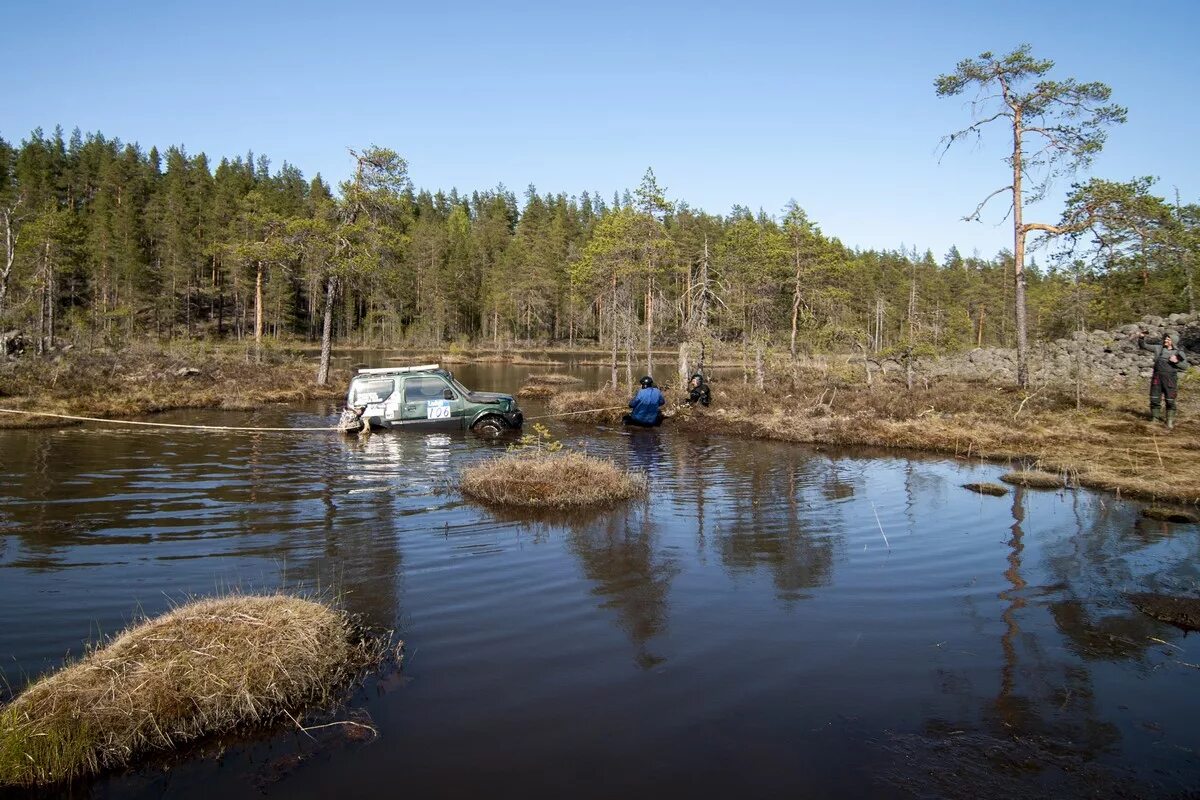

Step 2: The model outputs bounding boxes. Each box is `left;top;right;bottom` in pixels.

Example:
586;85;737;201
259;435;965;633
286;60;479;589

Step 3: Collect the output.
466;391;513;404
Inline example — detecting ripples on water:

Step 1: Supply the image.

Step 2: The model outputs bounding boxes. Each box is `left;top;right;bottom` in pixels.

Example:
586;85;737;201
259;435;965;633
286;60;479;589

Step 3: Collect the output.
2;362;1199;798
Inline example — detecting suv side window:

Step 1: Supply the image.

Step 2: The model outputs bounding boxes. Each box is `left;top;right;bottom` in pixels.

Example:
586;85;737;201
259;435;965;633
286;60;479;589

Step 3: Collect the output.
404;375;451;402
349;378;396;405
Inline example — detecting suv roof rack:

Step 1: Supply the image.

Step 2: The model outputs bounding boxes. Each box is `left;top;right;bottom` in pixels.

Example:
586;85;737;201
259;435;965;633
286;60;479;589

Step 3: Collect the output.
356;364;440;376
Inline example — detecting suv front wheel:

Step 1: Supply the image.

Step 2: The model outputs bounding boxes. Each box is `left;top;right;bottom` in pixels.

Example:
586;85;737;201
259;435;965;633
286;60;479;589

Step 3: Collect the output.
472;416;507;437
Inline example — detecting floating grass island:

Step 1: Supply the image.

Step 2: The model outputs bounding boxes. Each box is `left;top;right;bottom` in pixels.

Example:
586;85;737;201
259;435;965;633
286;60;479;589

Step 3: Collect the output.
460;450;647;509
0;595;388;788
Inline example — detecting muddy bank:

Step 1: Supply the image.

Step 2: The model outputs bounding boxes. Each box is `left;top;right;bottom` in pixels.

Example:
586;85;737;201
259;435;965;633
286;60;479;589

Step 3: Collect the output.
1129;593;1200;631
0;344;348;429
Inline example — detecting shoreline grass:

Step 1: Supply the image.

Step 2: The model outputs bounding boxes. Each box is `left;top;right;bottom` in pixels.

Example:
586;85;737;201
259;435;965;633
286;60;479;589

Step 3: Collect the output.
460;450;647;509
0;343;347;429
0;594;388;789
661;375;1200;506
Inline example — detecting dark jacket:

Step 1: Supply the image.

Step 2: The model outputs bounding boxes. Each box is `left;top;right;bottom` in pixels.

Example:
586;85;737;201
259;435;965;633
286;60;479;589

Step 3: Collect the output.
687;380;711;407
1140;337;1189;391
629;387;666;424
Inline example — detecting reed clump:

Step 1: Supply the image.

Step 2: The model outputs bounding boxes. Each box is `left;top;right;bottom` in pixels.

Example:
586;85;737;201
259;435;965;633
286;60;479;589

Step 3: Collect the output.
461;450;647;508
0;594;387;788
517;384;557;399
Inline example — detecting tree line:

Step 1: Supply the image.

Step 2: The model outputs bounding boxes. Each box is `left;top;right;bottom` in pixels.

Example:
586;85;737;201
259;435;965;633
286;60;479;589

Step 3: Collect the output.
1;48;1195;387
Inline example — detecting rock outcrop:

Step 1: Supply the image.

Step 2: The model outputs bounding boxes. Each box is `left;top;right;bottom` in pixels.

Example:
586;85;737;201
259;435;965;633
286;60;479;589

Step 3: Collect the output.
930;312;1199;386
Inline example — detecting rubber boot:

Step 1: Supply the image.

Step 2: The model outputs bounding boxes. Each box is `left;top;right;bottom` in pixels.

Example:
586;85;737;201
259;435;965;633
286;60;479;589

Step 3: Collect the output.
1166;410;1176;430
1151;405;1162;423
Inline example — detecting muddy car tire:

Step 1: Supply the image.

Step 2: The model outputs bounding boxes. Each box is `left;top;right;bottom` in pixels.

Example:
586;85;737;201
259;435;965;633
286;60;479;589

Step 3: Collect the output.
472;416;507;437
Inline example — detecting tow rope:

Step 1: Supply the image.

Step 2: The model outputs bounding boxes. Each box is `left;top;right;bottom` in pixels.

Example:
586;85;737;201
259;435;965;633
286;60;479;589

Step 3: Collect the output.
0;408;342;433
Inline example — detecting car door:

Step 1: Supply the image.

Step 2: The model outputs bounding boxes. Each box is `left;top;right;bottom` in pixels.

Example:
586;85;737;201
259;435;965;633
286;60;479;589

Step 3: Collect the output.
400;375;465;430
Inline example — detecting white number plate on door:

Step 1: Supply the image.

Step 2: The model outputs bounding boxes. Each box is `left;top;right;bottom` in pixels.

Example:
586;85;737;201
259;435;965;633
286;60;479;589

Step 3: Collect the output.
426;399;451;419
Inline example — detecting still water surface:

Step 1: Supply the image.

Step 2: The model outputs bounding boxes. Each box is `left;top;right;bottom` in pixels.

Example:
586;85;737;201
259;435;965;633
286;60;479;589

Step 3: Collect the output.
2;360;1199;798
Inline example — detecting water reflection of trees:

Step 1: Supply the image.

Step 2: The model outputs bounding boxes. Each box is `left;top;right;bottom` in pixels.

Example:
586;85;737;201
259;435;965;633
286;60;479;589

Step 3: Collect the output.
679;437;842;601
565;509;678;670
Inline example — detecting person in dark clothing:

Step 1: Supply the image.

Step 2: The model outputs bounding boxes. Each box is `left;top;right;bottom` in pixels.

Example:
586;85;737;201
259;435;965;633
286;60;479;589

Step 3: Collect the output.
1139;330;1189;429
624;375;666;427
685;372;711;407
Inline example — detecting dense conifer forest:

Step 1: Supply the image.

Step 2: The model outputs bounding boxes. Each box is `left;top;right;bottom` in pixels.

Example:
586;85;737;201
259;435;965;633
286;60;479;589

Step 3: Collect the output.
1;126;1195;360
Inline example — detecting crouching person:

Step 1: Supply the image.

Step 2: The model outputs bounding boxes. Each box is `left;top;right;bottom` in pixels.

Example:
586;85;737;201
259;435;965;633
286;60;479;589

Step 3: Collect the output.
685;372;711;407
1139;330;1189;430
624;375;665;427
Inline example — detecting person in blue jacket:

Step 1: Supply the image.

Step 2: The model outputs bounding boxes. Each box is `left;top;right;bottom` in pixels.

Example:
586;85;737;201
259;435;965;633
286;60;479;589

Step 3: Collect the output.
624;375;666;427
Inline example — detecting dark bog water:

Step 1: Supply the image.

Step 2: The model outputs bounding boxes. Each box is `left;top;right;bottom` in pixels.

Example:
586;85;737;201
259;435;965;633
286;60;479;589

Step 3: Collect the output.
2;359;1199;799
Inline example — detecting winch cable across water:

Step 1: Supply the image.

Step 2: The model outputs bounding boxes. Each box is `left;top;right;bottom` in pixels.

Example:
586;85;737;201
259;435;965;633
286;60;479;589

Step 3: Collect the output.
0;404;637;432
0;408;344;433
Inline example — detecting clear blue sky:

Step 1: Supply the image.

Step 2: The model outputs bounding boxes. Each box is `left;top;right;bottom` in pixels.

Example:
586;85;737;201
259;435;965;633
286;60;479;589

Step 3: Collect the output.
3;0;1196;261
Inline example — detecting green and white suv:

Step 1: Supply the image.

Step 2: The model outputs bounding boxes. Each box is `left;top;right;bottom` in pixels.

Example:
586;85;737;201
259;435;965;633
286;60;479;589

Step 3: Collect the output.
346;364;523;434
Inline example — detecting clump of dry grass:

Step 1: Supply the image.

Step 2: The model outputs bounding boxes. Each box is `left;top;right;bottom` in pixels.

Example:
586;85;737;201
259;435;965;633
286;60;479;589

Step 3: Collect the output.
0;595;388;788
517;384;557;399
460;451;647;508
962;482;1009;496
0;343;347;429
1001;470;1073;489
525;373;584;386
1129;593;1200;631
1141;506;1200;523
547;389;628;423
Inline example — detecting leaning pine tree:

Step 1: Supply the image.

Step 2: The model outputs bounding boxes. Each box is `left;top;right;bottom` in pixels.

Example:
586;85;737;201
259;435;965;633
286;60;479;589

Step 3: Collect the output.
935;44;1126;387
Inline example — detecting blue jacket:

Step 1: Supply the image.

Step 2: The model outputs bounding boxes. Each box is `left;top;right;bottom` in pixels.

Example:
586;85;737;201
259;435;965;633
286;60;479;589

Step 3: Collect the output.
629;387;665;424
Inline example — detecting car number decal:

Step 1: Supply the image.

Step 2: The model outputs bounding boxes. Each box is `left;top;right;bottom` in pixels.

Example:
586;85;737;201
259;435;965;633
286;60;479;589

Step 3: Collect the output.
426;399;451;419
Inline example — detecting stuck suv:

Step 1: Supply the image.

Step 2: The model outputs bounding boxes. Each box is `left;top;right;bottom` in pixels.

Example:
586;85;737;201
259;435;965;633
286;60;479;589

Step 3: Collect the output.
345;364;523;434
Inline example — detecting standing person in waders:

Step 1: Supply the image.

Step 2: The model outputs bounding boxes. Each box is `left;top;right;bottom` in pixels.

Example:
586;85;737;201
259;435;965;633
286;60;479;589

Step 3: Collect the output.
624;376;665;427
1139;330;1188;429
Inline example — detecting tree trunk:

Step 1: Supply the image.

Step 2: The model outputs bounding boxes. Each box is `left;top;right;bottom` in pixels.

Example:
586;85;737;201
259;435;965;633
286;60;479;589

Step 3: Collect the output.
754;342;765;391
610;273;618;388
0;208;14;318
317;274;337;386
645;275;653;378
1011;112;1029;388
254;260;264;361
790;248;802;358
678;341;689;387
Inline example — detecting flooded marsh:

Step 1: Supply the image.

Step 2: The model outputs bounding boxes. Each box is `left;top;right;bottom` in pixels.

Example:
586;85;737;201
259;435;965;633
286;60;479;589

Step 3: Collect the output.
1;361;1199;798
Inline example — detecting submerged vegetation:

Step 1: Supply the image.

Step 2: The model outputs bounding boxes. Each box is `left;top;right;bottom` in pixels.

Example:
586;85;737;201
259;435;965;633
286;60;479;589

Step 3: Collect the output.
0;595;389;788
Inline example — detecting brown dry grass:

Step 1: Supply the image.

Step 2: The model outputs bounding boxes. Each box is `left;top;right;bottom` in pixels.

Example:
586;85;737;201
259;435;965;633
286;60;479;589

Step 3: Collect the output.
670;372;1200;505
963;482;1008;496
1001;470;1073;489
517;384;557;399
525;373;585;386
0;343;346;429
460;451;647;509
547;389;628;423
0;594;387;788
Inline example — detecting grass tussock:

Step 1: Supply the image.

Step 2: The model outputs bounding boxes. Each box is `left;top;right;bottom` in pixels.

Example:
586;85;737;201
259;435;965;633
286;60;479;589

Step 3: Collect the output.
517;384;557;399
460;451;647;509
670;370;1200;506
1141;506;1200;524
525;373;585;386
1001;470;1073;489
548;388;628;423
1129;593;1200;631
0;342;347;429
0;595;387;788
963;482;1009;496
